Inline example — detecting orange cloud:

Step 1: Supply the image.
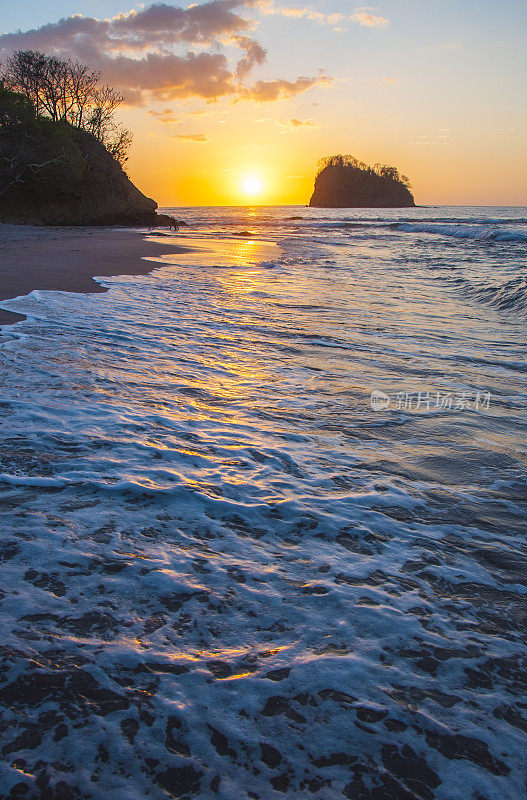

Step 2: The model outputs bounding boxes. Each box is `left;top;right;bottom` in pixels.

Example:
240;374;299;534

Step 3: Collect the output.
279;118;317;132
257;3;389;29
242;74;333;101
175;134;208;142
350;10;390;28
148;108;179;123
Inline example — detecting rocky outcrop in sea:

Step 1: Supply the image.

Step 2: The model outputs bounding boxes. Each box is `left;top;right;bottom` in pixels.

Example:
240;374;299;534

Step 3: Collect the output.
310;157;415;208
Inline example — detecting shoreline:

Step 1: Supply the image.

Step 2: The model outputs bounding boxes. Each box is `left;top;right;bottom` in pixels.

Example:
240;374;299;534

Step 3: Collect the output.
0;225;190;326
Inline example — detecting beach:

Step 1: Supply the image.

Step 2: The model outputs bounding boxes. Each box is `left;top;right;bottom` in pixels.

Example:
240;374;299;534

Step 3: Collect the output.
0;224;190;325
0;207;525;799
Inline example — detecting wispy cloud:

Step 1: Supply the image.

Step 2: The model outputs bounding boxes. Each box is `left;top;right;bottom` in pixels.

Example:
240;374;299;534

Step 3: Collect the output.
279;118;318;132
148;108;179;123
148;107;211;125
175;133;208;142
258;3;389;30
409;129;453;146
253;116;319;129
241;73;333;101
0;1;333;105
288;118;316;127
350;9;390;28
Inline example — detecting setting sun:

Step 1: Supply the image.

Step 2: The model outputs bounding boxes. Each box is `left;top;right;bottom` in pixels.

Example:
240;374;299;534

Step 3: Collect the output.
241;174;264;199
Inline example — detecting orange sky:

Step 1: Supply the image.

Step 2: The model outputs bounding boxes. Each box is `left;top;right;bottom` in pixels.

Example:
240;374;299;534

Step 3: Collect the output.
123;97;527;207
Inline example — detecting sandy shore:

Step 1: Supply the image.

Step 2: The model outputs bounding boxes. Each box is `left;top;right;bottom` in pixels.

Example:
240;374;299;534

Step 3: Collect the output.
0;224;189;326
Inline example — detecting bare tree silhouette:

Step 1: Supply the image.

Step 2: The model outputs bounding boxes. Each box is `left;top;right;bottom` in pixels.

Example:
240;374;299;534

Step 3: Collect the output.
2;50;132;164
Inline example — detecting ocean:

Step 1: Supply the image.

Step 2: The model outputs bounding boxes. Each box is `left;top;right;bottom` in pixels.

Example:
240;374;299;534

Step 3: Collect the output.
0;206;525;799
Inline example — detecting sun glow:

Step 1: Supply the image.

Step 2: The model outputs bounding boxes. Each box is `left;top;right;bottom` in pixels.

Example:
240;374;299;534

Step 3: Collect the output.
241;173;264;198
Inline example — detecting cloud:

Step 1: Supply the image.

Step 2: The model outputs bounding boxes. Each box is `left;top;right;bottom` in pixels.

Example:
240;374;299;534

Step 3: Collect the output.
242;74;333;101
175;133;208;141
148;108;179;122
257;3;389;30
99;50;237;101
0;1;255;53
111;1;253;43
0;1;332;105
149;107;209;121
350;10;389;28
279;118;317;132
262;7;346;26
288;118;316;127
234;35;267;78
409;129;453;146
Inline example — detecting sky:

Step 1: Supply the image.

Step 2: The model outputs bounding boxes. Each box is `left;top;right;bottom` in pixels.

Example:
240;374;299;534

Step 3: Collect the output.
1;0;526;206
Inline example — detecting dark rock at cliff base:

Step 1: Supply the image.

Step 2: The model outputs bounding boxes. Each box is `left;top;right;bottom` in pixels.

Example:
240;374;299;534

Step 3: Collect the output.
155;214;188;229
0;95;158;226
310;160;415;208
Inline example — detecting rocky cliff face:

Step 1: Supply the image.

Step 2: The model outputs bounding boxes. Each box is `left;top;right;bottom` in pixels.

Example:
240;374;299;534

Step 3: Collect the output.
310;163;415;208
0;95;158;226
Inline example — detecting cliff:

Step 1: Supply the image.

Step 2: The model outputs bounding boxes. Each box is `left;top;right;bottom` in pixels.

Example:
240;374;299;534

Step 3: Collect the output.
0;88;158;226
310;156;415;208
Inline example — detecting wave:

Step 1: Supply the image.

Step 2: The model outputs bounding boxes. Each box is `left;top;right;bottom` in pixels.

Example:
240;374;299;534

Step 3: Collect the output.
449;275;527;313
308;217;527;228
159;208;527;233
396;222;527;243
274;218;527;237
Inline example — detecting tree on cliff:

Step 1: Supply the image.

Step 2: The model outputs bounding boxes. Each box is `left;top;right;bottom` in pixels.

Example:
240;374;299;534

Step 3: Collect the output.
1;50;132;165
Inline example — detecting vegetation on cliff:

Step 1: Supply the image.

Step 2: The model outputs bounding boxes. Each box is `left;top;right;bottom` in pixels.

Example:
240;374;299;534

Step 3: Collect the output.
310;154;415;208
0;50;157;226
2;50;132;164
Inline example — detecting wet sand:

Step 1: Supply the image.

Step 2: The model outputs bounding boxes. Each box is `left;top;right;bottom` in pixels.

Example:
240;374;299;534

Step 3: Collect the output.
0;225;189;325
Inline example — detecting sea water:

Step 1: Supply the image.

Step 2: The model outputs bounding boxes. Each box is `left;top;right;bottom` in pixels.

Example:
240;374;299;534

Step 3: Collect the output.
0;206;525;799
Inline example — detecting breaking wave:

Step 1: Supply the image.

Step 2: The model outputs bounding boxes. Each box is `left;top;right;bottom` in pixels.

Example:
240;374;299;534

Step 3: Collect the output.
396;222;527;243
448;275;527;313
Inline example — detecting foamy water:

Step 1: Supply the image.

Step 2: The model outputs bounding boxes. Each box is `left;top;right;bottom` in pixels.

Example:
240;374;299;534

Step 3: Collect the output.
0;207;525;799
